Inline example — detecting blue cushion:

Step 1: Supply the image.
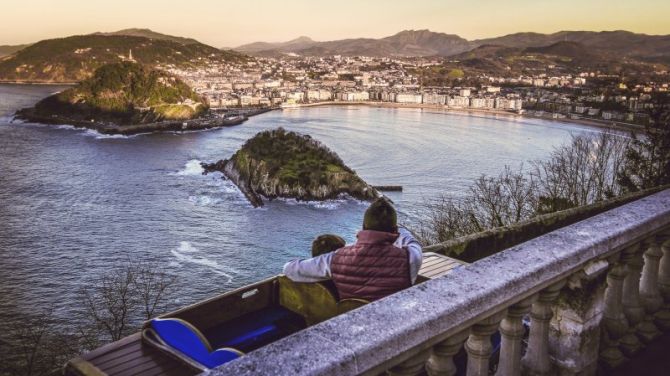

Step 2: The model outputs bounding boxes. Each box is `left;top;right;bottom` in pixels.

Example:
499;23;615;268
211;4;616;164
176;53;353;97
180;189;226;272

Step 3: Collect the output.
150;318;240;369
223;324;278;348
206;306;304;352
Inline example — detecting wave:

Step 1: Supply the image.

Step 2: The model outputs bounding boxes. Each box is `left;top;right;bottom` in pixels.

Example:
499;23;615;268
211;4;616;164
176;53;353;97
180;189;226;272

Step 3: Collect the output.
174;159;204;176
10;121;133;139
275;194;367;210
188;195;221;206
82;129;132;139
170;241;237;282
0;115;17;124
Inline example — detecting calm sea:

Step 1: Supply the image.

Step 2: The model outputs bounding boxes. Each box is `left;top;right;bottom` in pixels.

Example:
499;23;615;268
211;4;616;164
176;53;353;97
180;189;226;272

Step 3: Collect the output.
0;84;603;328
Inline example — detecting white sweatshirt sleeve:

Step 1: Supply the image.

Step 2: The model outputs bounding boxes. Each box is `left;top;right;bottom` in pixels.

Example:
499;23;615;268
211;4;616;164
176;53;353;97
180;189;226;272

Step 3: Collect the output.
282;252;334;282
394;227;423;283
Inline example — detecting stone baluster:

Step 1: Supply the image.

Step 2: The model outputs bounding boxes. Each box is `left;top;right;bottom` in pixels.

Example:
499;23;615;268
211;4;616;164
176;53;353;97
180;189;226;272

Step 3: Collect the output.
638;237;663;342
549;260;609;375
654;234;670;330
426;330;469;376
659;234;670;300
599;254;628;369
465;310;507;376
622;244;645;326
496;298;534;376
521;281;565;376
387;349;431;376
619;245;644;356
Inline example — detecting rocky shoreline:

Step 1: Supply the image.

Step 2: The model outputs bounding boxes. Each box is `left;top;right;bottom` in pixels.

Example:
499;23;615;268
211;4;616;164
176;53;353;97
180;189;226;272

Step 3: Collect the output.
202;159;265;207
14;107;275;135
202;158;380;207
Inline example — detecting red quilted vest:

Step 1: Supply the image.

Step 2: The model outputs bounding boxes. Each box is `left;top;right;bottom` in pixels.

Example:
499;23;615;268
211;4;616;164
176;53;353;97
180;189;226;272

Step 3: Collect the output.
330;230;411;301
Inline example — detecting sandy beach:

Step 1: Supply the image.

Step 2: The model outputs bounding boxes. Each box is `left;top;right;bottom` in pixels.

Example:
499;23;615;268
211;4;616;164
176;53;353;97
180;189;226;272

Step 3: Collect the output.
281;101;643;133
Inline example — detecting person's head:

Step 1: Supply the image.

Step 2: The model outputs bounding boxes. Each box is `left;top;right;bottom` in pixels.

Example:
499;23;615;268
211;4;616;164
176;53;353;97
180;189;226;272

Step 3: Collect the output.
363;198;398;233
311;234;346;257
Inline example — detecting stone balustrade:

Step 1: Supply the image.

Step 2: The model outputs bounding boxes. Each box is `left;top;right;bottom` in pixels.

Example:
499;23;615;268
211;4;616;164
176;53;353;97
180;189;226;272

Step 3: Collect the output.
207;189;670;376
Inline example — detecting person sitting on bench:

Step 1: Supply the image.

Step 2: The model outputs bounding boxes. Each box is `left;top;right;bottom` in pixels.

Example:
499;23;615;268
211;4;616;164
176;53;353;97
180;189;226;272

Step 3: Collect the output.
311;234;346;257
283;198;422;301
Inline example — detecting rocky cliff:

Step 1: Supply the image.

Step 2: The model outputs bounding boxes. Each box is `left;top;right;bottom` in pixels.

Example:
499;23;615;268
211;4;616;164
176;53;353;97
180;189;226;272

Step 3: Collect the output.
202;128;379;207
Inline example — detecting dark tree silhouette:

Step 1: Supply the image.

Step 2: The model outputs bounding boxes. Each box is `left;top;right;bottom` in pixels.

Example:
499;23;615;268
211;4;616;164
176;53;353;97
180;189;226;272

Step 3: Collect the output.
618;92;670;191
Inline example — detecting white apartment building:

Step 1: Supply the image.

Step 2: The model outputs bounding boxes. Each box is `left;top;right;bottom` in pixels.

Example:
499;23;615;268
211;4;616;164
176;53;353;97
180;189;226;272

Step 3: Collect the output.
588;108;601;116
448;96;470;108
574;105;588;114
422;93;446;105
469;97;488;109
337;91;370;101
239;95;253;106
381;92;396;102
395;93;423;104
287;92;305;102
233;82;253;90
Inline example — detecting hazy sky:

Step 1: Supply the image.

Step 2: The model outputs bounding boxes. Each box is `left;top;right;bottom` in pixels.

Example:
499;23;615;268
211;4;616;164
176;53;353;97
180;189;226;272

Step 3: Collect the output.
2;0;669;47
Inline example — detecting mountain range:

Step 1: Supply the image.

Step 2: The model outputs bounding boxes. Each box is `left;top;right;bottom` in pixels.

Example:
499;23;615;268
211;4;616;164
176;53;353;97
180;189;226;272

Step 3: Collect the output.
235;29;670;63
1;28;668;83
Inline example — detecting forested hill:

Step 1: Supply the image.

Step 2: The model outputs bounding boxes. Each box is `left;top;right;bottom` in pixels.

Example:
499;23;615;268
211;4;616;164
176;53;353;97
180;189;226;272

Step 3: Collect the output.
0;34;248;83
23;61;207;125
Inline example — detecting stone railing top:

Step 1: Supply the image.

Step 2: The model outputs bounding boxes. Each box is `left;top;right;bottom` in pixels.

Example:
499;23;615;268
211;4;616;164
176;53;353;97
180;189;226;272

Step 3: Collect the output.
206;189;670;376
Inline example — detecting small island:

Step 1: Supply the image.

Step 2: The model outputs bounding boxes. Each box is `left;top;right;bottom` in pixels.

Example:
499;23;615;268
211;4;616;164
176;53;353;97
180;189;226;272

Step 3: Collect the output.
15;62;250;135
202;128;380;207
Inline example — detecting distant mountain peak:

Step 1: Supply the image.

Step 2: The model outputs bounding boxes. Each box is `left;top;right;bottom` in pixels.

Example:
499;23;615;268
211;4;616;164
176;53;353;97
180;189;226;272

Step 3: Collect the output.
94;28;201;45
290;36;314;43
114;27;154;33
394;29;431;34
390;29;461;38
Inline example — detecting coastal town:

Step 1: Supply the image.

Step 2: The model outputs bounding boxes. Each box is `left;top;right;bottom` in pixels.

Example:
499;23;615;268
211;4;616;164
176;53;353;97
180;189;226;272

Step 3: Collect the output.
161;54;669;127
2;0;670;372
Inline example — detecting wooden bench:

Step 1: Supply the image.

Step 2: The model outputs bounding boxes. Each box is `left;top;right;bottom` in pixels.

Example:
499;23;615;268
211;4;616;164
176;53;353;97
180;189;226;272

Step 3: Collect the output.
417;252;467;282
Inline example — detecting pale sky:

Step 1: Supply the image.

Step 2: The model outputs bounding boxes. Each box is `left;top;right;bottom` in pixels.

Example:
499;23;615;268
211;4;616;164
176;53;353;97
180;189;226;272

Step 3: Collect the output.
1;0;669;47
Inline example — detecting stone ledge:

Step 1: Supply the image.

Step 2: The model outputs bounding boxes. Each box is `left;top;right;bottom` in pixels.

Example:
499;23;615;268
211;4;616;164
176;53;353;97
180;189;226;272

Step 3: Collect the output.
207;189;670;376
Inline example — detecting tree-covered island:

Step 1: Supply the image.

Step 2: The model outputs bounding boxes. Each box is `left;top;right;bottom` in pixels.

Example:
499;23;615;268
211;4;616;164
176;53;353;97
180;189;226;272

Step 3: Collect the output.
202;128;380;206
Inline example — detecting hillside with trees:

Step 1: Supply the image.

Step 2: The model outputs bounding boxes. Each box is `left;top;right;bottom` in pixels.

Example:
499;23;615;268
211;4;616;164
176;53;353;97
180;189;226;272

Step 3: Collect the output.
18;62;207;125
